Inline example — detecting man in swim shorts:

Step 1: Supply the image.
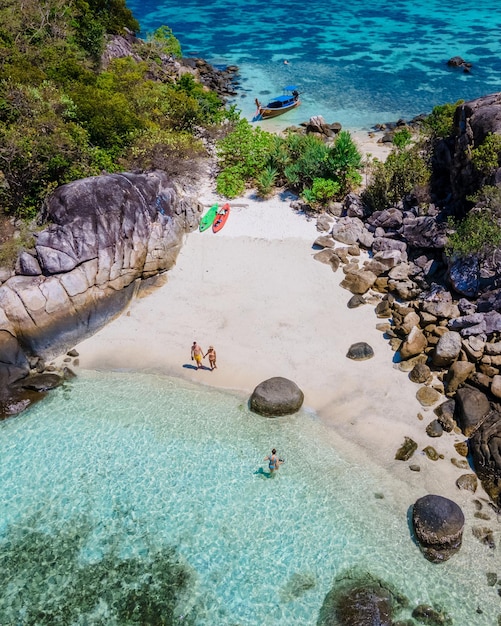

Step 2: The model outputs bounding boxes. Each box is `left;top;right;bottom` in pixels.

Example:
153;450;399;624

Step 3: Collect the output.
191;341;204;369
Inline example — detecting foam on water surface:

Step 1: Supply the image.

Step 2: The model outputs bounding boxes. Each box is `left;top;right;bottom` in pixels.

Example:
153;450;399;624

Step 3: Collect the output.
0;371;499;624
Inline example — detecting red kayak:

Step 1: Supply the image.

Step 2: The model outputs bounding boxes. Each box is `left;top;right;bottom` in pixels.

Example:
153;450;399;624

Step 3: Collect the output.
212;203;230;233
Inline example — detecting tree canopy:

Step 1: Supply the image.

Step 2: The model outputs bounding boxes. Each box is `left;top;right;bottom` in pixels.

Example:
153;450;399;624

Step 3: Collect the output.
0;0;226;218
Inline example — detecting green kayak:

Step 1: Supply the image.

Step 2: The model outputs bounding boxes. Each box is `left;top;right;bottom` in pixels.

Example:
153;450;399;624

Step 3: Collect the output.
199;203;218;232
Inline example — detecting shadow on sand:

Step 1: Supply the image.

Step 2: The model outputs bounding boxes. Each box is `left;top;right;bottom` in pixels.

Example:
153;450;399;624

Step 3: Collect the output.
182;363;211;371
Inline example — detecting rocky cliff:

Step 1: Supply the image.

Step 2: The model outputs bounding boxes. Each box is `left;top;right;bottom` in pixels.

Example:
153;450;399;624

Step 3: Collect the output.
0;171;202;415
451;92;501;207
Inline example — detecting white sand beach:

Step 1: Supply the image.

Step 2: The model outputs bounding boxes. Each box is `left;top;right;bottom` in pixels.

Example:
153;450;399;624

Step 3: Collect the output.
74;168;483;505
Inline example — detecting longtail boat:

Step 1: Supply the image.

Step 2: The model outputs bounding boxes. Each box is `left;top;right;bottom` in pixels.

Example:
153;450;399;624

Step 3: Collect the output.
253;86;301;121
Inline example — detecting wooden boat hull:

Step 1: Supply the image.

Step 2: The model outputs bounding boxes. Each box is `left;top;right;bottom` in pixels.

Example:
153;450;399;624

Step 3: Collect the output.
259;100;301;119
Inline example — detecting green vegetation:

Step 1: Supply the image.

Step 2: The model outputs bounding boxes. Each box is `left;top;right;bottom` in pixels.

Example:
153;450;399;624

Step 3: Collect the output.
467;185;501;216
392;127;412;150
147;25;183;59
446;210;501;257
0;224;38;268
422;100;463;139
215;119;275;197
302;178;340;208
0;0;228;219
362;140;430;212
216;123;362;203
471;133;501;177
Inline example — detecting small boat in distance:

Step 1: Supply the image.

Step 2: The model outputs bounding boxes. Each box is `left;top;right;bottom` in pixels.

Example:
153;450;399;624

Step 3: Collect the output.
253;86;301;121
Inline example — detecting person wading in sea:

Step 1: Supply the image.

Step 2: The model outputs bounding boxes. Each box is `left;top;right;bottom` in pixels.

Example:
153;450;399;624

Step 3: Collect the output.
264;449;283;476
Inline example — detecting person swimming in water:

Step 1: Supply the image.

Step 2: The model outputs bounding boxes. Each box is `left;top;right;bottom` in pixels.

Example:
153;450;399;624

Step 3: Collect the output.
264;449;283;476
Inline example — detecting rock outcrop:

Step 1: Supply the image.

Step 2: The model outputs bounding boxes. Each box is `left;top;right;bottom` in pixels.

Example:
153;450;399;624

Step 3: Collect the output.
469;409;501;506
0;171;202;416
451;92;501;206
102;32;239;100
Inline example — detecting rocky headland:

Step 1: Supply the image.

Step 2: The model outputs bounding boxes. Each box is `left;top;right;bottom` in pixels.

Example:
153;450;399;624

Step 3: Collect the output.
0;171;202;416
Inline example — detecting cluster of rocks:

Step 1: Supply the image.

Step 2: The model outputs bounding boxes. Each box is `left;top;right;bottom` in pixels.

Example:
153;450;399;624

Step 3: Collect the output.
295;92;501;513
102;32;239;102
0;171;202;418
183;57;240;100
308;194;501;508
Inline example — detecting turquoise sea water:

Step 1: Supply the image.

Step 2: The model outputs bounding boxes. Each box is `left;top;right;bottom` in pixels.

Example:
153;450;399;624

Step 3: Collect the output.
127;0;501;129
1;370;500;624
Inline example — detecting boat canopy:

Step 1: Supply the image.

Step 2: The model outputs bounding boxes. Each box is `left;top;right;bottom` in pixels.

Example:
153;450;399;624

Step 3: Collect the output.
283;85;298;91
269;95;294;103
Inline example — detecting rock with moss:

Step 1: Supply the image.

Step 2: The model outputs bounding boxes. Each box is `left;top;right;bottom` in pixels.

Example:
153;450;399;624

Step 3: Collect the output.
456;473;477;492
395;437;418;461
412;603;452;625
416;386;441;407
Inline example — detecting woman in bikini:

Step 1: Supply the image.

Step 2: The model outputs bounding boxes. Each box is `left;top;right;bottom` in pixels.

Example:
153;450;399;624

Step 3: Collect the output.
205;345;217;370
264;449;283;476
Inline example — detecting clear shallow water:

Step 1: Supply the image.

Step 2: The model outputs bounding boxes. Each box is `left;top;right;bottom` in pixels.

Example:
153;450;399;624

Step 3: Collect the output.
127;0;501;129
0;370;499;624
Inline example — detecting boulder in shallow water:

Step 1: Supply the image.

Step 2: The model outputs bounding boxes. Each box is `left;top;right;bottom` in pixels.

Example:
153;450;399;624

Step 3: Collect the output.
412;494;465;563
412;603;453;626
316;569;409;626
249;377;304;417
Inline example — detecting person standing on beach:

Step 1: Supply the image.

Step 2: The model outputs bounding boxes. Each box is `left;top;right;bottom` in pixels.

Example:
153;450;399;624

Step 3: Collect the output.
191;341;204;369
205;345;217;370
264;449;283;476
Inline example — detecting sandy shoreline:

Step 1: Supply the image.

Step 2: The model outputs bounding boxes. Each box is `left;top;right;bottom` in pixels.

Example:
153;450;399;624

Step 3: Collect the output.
73;172;485;505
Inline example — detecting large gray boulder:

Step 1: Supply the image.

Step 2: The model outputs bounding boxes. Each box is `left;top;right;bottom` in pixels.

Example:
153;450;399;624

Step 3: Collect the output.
0;171;202;416
249;377;304;417
412;495;465;563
